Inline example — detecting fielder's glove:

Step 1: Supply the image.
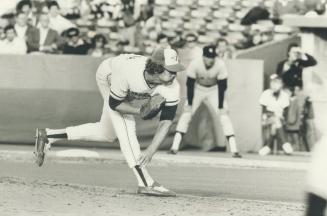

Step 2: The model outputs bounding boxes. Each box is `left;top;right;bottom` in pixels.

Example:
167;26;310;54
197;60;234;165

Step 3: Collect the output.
140;94;166;120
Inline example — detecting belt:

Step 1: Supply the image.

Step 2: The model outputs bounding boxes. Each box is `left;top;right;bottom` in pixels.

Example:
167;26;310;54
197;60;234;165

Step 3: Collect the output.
198;83;216;88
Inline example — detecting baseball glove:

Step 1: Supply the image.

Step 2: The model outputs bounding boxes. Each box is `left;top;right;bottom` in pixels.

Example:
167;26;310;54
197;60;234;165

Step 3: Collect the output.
140;94;166;120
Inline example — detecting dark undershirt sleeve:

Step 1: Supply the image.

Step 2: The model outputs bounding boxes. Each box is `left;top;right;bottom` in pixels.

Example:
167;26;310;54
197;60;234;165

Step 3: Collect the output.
186;77;196;106
160;105;178;121
109;96;123;110
217;79;227;109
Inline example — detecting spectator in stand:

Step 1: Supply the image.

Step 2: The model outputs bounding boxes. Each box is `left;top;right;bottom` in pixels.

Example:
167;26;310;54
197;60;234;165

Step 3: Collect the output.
56;0;81;20
183;33;202;61
156;33;170;48
0;25;27;54
62;27;90;55
258;74;293;156
26;13;62;54
47;1;76;35
14;12;36;42
16;0;36;26
277;43;317;150
88;34;108;57
0;27;6;41
216;38;235;59
272;0;306;22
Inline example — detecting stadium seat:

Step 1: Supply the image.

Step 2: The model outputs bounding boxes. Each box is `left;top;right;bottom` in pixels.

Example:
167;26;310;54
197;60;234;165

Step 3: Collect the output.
155;0;172;6
176;0;193;6
198;0;215;7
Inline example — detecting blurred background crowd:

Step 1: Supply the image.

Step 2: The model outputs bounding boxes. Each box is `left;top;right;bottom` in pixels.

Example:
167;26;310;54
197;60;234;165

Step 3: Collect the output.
0;0;326;57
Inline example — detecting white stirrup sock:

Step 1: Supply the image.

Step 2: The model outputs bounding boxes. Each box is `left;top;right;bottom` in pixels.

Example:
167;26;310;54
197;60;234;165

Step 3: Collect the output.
171;132;183;151
227;136;238;153
133;166;155;187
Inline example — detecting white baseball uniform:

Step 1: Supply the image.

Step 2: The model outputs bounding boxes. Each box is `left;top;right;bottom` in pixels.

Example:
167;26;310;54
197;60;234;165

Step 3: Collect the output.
65;54;180;167
175;57;234;137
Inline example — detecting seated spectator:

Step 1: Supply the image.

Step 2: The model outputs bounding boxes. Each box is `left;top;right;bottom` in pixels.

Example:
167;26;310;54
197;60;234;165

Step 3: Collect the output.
241;4;270;25
0;25;27;54
216;38;235;59
156;33;170;48
16;0;36;25
0;26;6;40
26;13;62;54
56;0;81;20
14;12;35;41
258;74;293;156
47;1;76;35
88;34;108;57
183;32;202;61
62;27;90;55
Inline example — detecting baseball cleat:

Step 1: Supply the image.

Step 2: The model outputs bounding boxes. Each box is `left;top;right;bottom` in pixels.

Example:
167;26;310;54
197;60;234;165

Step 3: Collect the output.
167;149;178;155
282;143;293;155
137;182;176;197
34;128;49;167
232;152;242;158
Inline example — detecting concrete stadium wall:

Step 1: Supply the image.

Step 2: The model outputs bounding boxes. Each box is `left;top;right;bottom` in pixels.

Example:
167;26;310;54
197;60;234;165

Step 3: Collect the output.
0;55;263;152
236;36;301;88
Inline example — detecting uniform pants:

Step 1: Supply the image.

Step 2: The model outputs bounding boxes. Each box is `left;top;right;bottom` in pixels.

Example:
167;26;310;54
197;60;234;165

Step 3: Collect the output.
176;84;235;137
65;60;141;168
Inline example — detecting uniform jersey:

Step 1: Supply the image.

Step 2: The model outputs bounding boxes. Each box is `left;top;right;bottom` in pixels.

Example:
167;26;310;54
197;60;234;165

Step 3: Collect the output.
259;89;290;118
187;57;228;86
99;54;180;107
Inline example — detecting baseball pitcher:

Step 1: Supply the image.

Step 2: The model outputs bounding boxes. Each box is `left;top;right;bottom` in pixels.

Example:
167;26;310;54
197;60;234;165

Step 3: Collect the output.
34;47;185;197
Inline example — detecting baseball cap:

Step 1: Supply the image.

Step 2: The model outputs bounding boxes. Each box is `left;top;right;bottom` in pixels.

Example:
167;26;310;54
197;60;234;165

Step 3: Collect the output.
151;47;185;72
203;45;217;58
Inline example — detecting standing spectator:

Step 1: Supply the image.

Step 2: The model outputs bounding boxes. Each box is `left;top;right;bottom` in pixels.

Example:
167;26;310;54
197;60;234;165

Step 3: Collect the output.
276;43;317;150
277;43;317;94
0;25;27;54
26;13;62;54
258;74;293;156
14;12;35;41
88;34;108;57
47;1;76;35
216;38;235;59
62;27;90;55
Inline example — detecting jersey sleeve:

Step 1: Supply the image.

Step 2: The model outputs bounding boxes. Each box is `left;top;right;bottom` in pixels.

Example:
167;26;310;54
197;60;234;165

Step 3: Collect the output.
109;70;129;101
216;59;228;80
186;60;197;79
152;80;180;106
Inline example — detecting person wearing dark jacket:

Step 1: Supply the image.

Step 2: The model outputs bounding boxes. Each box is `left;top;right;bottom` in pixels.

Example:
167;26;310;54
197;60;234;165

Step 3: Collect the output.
62;27;90;55
277;43;317;93
277;43;317;151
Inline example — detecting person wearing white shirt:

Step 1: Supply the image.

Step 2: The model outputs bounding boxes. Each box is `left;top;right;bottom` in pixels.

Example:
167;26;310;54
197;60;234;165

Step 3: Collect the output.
14;12;35;41
0;25;27;54
47;1;76;35
258;74;293;156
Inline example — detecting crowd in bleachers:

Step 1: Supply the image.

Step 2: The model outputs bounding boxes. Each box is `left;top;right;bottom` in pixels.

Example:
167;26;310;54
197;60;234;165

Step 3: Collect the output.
2;0;325;57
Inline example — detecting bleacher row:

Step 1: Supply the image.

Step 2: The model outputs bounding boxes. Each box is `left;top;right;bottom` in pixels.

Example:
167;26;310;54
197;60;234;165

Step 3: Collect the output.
151;0;296;46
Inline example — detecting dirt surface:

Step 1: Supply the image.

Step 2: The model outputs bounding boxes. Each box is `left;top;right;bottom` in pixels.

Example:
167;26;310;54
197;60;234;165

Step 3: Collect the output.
0;176;304;216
